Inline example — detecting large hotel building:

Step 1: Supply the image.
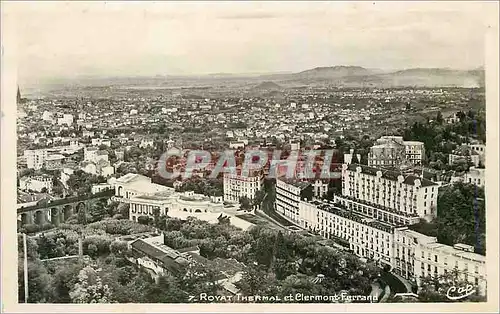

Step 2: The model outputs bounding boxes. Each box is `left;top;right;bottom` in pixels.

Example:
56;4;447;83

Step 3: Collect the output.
275;162;486;296
223;169;264;204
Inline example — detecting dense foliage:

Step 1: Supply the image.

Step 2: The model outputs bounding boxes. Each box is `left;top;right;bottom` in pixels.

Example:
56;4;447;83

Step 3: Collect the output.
410;182;485;255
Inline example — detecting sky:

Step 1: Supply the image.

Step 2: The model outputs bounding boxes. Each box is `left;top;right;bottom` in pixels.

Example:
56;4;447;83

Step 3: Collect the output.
2;1;496;85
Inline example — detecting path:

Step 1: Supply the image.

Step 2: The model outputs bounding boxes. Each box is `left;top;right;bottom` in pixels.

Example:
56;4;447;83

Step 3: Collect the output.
369;282;383;301
40;254;87;262
391;271;413;293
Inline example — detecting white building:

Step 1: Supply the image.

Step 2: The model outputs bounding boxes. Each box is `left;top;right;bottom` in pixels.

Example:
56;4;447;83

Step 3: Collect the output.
84;147;98;162
19;175;53;193
287;199;395;267
344;149;361;165
57;114;74;126
223;170;263;203
229;141;245;149
44;154;65;170
312;179;329;198
111;173;255;231
275;179;313;224
42;111;53;122
277;194;487;295
24;149;48;170
139;138;155;149
91;138;111;147
341;164;438;222
404;141;425;166
463;167;485;188
414;240;486;296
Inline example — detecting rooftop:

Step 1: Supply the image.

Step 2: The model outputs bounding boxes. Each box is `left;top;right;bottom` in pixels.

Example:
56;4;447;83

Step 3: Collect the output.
347;164;437;187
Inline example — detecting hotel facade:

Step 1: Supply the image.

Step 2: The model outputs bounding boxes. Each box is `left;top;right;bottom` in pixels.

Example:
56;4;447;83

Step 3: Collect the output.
274;162;486;296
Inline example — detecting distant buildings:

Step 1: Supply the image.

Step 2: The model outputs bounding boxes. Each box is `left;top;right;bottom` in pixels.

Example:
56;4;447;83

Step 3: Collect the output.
57;114;74;126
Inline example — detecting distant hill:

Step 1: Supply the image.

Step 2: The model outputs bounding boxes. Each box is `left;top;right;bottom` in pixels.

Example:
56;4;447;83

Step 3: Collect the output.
253;81;282;90
294;65;373;79
266;66;485;88
376;68;484;88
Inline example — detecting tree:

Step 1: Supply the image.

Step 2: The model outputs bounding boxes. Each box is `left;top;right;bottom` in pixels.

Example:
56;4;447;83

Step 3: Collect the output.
436;182;486;254
144;274;186;303
137;216;152;225
252;189;266;209
153;207;161;226
418;269;486;302
50;260;86;303
239;196;252;211
69;265;113;303
117;203;130;219
436;111;444;124
180;262;222;297
18;259;54;303
236;266;281;298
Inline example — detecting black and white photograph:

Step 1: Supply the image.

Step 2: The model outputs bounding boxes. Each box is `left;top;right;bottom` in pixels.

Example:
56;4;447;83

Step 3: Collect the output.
1;1;499;312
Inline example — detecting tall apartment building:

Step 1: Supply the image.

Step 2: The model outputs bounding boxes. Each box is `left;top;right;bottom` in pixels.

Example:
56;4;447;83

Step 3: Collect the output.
24;149;48;170
340;164;438;222
275;179;313;224
223;169;264;203
368;136;425;167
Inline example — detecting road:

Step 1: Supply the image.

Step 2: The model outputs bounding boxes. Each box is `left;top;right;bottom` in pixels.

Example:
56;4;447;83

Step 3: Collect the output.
259;185;295;227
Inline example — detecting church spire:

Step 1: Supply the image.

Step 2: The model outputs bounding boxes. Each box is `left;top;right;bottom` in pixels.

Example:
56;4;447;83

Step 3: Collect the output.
17;86;22;104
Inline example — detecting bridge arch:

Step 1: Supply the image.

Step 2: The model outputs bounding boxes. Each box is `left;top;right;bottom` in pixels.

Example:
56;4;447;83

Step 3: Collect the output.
195;209;202;213
51;208;60;225
21;213;29;225
34;210;45;225
63;205;73;221
76;202;86;213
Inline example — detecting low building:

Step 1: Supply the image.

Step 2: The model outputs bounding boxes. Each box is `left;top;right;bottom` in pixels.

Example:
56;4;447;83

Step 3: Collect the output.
19;175;53;193
129;238;189;282
464;167;485;187
44;154;65;170
414;241;486;296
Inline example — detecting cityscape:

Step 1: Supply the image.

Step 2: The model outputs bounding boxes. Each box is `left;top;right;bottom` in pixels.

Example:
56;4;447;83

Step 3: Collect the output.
4;1;494;308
